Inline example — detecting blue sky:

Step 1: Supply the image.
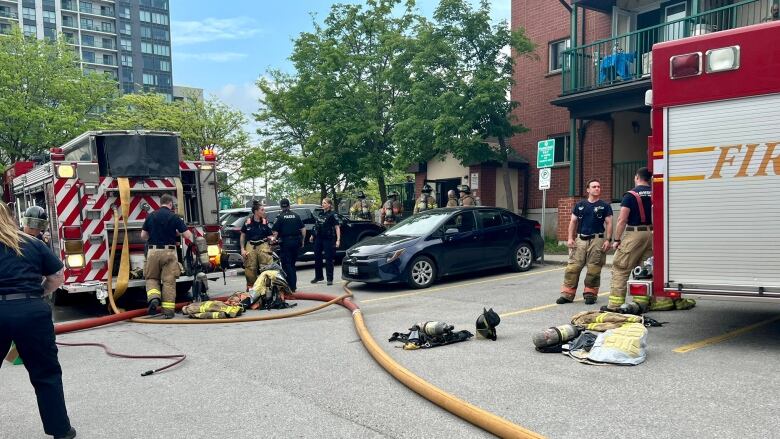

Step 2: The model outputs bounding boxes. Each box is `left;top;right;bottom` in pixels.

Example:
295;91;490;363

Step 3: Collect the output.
170;0;510;120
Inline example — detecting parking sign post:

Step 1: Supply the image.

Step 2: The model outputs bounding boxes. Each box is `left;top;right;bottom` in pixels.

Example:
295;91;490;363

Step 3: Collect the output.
537;140;554;264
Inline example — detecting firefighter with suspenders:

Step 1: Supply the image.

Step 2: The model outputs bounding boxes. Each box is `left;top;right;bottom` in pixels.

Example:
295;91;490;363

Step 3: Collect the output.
380;191;403;226
413;184;437;214
141;194;193;318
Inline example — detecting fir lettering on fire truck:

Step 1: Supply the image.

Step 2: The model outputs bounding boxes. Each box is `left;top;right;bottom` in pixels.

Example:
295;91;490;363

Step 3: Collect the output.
708;142;780;179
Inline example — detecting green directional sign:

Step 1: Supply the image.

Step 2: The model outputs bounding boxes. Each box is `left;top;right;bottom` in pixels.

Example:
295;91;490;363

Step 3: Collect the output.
537;139;555;169
219;197;232;210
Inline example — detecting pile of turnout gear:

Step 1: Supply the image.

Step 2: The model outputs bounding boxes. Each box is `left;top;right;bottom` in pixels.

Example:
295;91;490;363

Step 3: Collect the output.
531;300;691;365
182;263;295;319
389;308;500;350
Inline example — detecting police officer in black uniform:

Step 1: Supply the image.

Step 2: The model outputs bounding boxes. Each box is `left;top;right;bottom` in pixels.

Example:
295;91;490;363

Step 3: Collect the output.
271;198;305;292
0;202;77;439
311;197;341;286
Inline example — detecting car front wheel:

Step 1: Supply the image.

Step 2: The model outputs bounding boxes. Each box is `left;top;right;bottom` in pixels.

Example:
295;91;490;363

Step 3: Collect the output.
512;242;534;272
406;255;436;289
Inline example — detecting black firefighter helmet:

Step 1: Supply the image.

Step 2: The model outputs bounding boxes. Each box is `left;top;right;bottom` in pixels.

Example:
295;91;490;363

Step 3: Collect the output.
22;206;48;230
388;190;399;199
421;184;433;194
458;184;471;194
356;190;366;199
475;308;500;341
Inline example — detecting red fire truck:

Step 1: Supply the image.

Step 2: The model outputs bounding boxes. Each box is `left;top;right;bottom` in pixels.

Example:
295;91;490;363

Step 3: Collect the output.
628;21;780;303
6;130;228;303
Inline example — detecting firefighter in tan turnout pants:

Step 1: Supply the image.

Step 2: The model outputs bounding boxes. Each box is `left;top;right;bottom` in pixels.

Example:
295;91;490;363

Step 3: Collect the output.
557;179;612;305
607;168;657;311
141;194;193;318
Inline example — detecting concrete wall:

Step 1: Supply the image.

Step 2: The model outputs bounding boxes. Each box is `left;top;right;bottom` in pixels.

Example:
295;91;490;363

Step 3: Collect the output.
427;153;469;181
525;207;559;239
495;166;520;212
613;111;650;163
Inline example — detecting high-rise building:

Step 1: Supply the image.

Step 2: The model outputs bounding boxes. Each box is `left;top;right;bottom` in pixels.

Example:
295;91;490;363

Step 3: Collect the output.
0;0;173;100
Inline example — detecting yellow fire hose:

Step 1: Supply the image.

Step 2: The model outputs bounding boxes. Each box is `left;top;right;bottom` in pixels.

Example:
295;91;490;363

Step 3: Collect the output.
101;178;542;438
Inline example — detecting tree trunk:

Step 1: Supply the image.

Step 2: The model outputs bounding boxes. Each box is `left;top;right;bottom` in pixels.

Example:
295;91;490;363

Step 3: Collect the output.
498;136;515;212
377;172;387;204
319;183;327;202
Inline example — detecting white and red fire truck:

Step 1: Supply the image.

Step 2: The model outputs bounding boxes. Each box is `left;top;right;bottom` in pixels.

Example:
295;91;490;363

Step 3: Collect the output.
628;20;780;303
5;130;228;303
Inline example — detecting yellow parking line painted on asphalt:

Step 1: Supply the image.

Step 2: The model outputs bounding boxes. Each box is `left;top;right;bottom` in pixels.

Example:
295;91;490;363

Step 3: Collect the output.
673;315;780;353
359;267;565;304
499;292;610;318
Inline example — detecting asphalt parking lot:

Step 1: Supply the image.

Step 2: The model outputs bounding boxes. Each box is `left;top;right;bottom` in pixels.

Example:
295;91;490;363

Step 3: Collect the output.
3;261;780;438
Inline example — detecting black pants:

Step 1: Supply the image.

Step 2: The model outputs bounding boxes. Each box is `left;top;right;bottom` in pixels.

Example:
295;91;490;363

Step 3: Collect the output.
279;239;301;291
314;236;336;282
0;298;72;437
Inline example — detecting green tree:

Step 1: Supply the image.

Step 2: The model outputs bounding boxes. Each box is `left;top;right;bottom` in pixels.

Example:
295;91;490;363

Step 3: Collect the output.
395;0;535;209
0;27;118;163
100;93;250;162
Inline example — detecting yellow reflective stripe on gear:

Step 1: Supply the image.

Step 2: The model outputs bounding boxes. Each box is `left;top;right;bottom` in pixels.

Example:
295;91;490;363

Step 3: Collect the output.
146;289;161;298
595;314;607;323
608;296;624;304
161;302;175;309
211;312;220;319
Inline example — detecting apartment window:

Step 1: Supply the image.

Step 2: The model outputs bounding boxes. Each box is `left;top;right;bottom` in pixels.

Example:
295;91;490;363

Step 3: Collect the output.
80;18;93;29
122;83;134;93
102;38;114;49
159;60;170;72
140;26;152;38
43;10;57;24
139;10;151;22
81;34;94;46
101;22;114;33
120;54;132;66
122;69;133;81
44;0;55;7
120;23;131;35
548;38;570;73
82;50;95;63
143;73;156;85
153;44;169;56
141;42;153;54
152;28;169;41
100;6;114;17
62;0;75;11
102;54;114;66
84;67;97;75
120;38;132;51
23;25;37;37
151;12;168;25
152;0;168;10
44;27;57;39
158;74;171;87
79;1;92;14
550;134;571;165
1;24;11;35
63;32;75;43
62;15;75;27
22;7;36;21
119;7;130;19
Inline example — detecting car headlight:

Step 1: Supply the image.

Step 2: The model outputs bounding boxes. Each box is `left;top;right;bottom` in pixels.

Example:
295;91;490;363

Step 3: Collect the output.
385;248;405;263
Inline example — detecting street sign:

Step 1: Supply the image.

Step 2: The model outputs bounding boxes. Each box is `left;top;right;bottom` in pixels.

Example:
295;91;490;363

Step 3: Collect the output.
537;139;555;169
219;197;232;210
539;167;551;190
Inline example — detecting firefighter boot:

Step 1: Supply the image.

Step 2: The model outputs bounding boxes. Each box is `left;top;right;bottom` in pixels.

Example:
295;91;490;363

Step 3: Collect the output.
147;298;161;316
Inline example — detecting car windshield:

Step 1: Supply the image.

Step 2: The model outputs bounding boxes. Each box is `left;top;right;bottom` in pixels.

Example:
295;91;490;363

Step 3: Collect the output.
385;211;451;236
221;212;247;227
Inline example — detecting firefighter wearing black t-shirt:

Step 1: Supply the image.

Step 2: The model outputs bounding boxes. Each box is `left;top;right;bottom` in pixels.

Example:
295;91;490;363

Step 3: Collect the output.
240;202;274;288
558;179;613;305
271;199;305;292
310;198;341;286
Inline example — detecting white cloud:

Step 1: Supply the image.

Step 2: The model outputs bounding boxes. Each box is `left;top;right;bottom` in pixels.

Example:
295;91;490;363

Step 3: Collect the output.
210;82;264;140
176;52;248;62
171;17;263;46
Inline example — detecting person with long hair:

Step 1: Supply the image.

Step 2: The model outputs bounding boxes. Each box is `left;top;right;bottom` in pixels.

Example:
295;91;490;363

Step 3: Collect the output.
311;197;341;286
0;202;76;439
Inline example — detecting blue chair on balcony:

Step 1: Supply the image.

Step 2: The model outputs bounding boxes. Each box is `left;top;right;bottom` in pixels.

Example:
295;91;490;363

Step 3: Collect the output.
599;51;636;84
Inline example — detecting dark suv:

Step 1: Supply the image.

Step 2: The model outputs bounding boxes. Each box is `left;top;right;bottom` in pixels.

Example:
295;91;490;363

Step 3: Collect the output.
220;204;385;267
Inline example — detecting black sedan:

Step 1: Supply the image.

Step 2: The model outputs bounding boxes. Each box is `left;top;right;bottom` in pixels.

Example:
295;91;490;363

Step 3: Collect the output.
220;205;385;267
341;207;544;288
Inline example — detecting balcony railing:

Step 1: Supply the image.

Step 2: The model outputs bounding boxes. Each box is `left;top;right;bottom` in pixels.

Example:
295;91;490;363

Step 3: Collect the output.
612;160;646;201
0;9;18;19
562;0;764;95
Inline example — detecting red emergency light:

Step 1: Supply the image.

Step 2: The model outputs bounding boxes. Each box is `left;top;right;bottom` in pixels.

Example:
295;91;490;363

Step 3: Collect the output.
202;148;216;161
670;52;702;79
629;283;649;296
61;226;81;240
50;147;65;161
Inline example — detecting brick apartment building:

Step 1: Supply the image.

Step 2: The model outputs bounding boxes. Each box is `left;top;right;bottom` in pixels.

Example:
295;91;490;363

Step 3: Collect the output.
509;0;774;240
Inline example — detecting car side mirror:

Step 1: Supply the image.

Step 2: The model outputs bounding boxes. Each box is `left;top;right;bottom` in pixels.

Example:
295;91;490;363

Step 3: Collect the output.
444;228;459;236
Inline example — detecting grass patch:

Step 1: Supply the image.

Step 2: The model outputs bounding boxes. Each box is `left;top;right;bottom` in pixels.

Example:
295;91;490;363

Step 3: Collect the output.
544;236;569;255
